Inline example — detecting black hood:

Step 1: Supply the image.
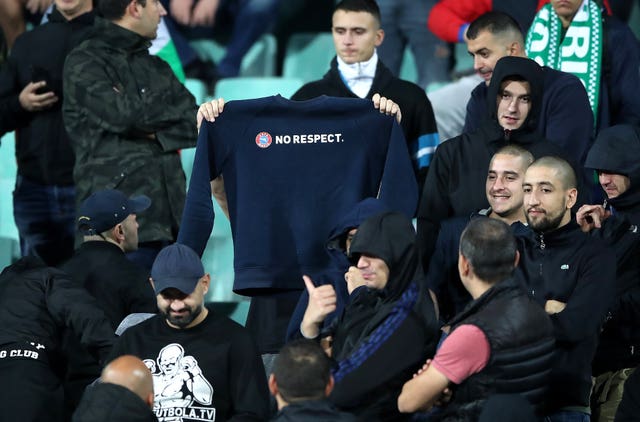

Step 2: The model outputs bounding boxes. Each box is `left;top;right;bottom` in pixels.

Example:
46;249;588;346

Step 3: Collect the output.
585;124;640;187
585;124;640;210
487;56;543;135
348;212;418;302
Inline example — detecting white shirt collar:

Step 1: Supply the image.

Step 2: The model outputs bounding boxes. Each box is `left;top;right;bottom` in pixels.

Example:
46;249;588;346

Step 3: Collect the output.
337;50;378;98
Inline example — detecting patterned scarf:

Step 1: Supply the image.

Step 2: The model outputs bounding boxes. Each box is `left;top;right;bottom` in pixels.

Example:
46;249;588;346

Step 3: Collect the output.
526;0;603;124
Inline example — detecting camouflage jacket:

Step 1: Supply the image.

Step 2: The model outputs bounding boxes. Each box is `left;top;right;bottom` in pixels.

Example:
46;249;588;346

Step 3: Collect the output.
63;18;197;243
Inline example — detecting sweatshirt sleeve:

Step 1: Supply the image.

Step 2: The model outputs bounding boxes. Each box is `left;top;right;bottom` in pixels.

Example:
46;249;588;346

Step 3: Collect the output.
330;311;426;408
46;268;115;365
427;0;492;43
417;142;453;273
227;329;270;421
177;122;216;256
463;83;486;133
0;49;30;135
549;244;615;343
605;19;640;127
378;118;419;218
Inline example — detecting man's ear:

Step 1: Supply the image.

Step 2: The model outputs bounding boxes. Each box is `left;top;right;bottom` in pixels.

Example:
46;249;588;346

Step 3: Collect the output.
200;274;211;295
375;28;384;47
145;392;154;409
268;373;278;397
325;375;335;397
149;277;155;291
127;0;142;19
566;188;578;210
508;41;524;56
513;250;520;269
458;253;470;278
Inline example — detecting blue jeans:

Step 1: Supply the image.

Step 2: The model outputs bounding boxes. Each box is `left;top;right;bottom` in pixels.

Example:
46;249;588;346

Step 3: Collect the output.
376;0;451;88
13;176;76;266
162;0;280;77
545;411;590;422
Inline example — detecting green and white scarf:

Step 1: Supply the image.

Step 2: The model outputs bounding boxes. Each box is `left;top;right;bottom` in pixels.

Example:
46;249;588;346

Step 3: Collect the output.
526;0;603;123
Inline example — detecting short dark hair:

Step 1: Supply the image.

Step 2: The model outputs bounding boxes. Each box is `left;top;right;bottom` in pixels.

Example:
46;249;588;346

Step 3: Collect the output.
529;156;577;190
460;219;517;284
467;11;524;44
273;339;332;403
494;144;535;167
334;0;381;26
99;0;147;20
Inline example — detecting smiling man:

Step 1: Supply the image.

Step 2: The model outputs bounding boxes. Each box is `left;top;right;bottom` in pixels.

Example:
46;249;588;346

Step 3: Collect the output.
417;55;568;273
517;156;615;421
108;243;270;422
426;145;534;320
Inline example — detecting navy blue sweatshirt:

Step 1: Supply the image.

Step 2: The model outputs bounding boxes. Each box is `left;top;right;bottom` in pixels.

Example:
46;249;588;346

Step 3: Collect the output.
178;95;418;294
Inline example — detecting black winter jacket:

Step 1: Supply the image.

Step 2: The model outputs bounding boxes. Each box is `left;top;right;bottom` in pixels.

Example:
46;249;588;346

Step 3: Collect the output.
515;222;615;411
584;124;640;373
417;56;572;272
73;382;157;422
270;400;356;422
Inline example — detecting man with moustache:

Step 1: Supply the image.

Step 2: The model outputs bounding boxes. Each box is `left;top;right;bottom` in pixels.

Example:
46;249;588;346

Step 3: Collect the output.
427;145;533;320
108;243;269;422
517;156;615;421
417;55;570;273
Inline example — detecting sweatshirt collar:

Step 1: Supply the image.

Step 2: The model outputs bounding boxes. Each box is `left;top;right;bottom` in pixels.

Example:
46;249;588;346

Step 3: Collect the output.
337;50;378;98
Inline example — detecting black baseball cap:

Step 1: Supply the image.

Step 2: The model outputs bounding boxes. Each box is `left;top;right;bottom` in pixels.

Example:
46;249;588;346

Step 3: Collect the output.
77;189;151;235
151;243;205;295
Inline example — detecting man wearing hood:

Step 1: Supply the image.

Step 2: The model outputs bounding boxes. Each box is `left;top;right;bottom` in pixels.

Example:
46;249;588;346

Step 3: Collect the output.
302;211;439;420
417;55;569;272
286;197;388;342
575;125;640;421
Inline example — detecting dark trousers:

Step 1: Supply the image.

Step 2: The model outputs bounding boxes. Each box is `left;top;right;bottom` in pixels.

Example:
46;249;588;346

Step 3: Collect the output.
13;175;76;266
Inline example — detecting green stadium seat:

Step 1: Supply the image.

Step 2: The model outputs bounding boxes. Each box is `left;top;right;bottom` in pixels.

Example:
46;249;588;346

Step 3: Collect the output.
190;33;277;77
399;47;418;85
283;32;335;84
214;77;304;101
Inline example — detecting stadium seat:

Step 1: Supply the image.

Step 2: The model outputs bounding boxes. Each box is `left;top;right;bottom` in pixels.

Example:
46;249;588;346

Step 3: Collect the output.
283;32;335;83
190;33;277;77
214;77;304;101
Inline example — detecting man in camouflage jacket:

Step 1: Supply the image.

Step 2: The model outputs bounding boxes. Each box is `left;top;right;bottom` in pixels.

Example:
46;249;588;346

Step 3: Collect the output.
63;0;197;260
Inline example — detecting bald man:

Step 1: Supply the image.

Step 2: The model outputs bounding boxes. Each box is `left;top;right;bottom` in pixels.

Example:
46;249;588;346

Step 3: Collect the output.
516;156;615;420
72;355;156;421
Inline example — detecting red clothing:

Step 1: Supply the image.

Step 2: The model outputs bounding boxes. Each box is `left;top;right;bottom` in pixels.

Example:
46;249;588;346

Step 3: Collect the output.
426;0;610;43
432;324;490;384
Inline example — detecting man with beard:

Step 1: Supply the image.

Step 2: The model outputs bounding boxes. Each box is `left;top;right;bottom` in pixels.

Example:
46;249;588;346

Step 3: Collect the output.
517;156;615;421
427;145;533;320
108;243;269;422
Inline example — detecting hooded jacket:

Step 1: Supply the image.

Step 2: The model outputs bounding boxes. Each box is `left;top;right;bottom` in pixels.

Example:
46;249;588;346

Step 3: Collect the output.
63;17;197;244
285;198;389;342
584;124;640;373
328;212;439;421
417;56;570;272
73;382;157;422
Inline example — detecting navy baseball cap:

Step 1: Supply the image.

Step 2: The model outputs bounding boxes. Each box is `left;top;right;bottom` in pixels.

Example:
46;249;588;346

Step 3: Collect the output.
151;244;205;295
77;189;151;235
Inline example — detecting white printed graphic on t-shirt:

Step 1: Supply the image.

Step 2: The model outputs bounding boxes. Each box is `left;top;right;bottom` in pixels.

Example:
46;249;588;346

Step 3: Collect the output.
143;343;215;421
